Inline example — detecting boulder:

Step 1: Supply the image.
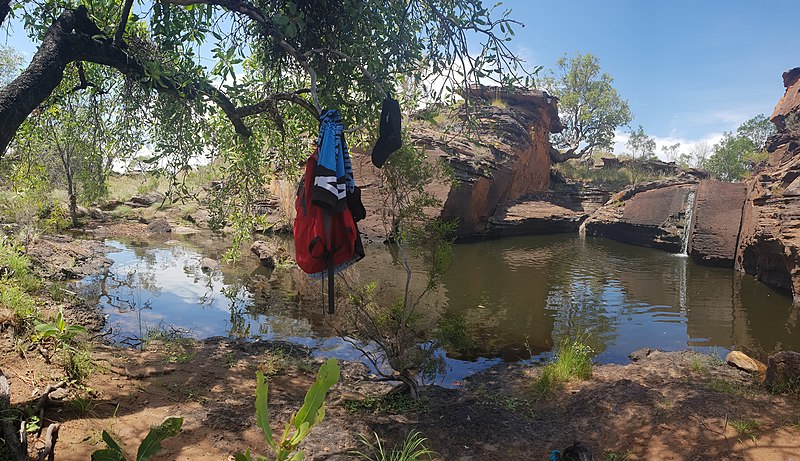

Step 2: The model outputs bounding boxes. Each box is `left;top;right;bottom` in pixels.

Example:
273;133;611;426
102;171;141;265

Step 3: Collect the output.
99;199;123;211
250;240;277;269
725;350;767;375
129;191;165;207
765;350;800;391
200;257;219;272
628;348;656;362
89;208;106;220
146;218;172;234
186;209;211;227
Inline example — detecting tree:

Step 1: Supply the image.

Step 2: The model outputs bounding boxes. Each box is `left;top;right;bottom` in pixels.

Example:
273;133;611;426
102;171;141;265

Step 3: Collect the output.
625;125;656;160
661;142;681;163
704;114;776;181
0;0;532;160
542;52;632;162
737;113;775;149
704;132;753;181
690;142;711;168
0;45;22;85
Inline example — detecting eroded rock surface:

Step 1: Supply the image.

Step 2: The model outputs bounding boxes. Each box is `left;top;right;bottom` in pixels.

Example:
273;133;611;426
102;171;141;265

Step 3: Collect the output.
353;86;562;240
689;180;747;267
736;67;800;298
583;181;697;252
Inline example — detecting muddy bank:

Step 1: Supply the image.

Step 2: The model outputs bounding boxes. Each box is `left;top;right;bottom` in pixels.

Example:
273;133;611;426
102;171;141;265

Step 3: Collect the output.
2;338;799;461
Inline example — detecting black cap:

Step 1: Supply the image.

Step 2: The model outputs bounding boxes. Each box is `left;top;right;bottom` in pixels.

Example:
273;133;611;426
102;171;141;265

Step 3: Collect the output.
371;95;402;168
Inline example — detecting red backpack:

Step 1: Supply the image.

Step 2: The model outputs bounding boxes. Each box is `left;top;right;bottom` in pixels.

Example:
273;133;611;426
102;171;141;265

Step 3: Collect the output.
294;152;361;312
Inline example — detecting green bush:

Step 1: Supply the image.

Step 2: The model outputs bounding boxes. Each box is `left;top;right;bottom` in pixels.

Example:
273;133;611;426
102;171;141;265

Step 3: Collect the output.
0;282;37;326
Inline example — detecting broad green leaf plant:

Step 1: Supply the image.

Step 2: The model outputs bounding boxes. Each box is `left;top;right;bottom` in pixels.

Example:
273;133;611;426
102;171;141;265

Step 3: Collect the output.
91;417;184;461
237;358;341;461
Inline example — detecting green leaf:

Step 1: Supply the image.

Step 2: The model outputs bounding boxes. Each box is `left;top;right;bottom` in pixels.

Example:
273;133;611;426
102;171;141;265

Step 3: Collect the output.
135;417;183;461
255;371;275;448
292;359;339;430
91;431;125;460
288;452;304;461
91;448;126;461
234;449;252;461
102;430;123;452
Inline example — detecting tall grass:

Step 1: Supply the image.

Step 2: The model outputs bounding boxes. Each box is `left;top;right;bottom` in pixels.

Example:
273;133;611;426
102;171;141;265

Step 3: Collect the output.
533;336;594;397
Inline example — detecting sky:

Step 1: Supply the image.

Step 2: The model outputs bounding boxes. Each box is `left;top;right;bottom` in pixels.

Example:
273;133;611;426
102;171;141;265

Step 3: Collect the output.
501;0;799;157
2;1;798;160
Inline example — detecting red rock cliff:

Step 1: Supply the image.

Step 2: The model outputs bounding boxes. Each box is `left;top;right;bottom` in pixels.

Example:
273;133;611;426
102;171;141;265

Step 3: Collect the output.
352;87;563;240
736;67;800;299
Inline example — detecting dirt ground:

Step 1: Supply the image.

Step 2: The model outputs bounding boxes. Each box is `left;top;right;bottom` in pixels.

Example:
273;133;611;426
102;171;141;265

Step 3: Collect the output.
2;336;799;461
2;226;800;461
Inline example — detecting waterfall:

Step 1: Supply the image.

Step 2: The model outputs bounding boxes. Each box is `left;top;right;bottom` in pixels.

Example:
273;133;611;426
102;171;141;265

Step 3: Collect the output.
680;190;696;256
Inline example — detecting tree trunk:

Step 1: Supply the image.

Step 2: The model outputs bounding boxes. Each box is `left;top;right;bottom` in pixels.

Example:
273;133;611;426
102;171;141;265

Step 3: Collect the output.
549;146;583;164
0;6;251;159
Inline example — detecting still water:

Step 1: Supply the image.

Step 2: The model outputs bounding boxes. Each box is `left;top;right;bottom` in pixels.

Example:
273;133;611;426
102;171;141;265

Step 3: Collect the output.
79;234;799;384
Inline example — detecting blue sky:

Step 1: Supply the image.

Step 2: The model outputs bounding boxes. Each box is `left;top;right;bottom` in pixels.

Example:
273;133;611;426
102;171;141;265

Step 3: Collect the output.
3;1;798;158
502;0;799;155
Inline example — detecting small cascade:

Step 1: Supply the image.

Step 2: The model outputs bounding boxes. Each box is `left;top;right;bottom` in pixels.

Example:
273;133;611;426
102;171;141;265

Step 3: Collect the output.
680;190;696;256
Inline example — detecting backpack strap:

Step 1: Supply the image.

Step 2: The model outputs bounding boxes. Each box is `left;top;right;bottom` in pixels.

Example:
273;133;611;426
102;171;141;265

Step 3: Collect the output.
323;209;335;314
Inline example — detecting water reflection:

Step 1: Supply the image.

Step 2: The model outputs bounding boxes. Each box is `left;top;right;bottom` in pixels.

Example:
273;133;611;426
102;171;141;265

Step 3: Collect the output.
441;234;798;363
79;234;799;385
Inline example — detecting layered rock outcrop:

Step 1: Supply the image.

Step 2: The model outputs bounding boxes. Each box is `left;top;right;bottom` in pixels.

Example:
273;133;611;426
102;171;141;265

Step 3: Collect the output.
735;68;800;298
583;180;698;253
353;86;563;240
487;176;610;237
689;180;747;267
582;67;800;299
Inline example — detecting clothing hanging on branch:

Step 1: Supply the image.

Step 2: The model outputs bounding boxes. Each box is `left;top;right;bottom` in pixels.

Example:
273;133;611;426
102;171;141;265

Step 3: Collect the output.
294;109;365;314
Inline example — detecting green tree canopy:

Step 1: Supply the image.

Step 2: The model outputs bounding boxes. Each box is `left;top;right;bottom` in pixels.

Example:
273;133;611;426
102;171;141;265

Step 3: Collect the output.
542;52;632;162
704;114;776;181
0;0;532;160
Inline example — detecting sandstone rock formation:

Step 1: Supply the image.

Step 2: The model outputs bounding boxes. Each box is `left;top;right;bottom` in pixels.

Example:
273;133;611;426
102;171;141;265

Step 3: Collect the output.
725;350;767;375
765;350;800;391
581;67;800;298
583;180;698;253
688;180;747;267
736;67;800;298
352;86;563;240
487;177;610;236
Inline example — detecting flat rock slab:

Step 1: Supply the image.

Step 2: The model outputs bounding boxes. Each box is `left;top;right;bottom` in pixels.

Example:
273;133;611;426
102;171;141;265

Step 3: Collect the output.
690;180;746;268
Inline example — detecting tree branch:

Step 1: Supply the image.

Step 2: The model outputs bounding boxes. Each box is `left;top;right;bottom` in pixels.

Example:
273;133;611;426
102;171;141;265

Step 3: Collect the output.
162;0;323;112
0;0;11;28
0;6;255;157
236;90;318;119
114;0;135;45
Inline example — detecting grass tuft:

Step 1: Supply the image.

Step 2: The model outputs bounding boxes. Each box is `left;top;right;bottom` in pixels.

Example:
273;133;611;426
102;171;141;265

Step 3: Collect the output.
353;430;436;461
532;336;594;398
730;419;760;442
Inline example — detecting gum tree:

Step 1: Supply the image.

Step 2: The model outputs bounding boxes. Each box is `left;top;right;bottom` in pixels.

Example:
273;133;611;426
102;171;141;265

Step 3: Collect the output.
0;0;533;160
542;52;632;162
